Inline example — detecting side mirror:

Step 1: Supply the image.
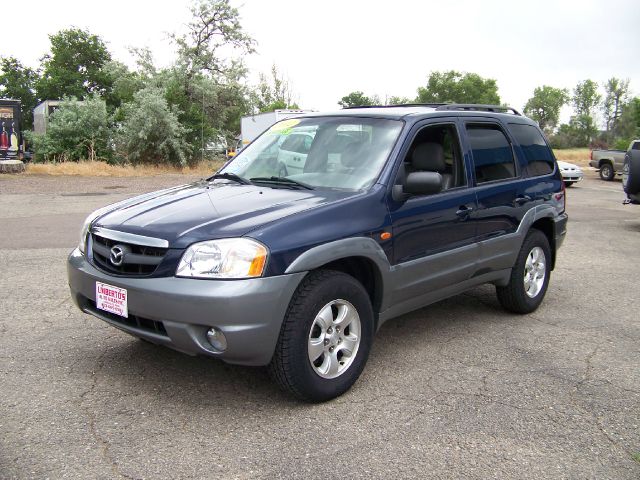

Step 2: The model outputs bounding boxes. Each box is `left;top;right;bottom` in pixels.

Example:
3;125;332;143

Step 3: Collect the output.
404;171;442;195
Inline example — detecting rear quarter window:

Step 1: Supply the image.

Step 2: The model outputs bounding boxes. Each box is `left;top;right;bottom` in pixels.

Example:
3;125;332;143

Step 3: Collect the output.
508;123;555;176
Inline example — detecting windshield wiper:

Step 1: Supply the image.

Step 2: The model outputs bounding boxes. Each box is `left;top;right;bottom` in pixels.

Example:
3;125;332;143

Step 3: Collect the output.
207;172;252;185
250;176;315;190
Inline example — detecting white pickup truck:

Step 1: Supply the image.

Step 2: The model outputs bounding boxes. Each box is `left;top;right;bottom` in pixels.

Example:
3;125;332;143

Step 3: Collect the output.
590;140;640;180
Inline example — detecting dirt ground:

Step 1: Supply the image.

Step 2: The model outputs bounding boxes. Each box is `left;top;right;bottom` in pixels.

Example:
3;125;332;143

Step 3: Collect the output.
1;170;638;479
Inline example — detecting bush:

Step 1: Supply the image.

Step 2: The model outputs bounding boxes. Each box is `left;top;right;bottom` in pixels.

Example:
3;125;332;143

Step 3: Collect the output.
613;138;633;150
115;87;191;166
589;139;609;150
30;96;111;162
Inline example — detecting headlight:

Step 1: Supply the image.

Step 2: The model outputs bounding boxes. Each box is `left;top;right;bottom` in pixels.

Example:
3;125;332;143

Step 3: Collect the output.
176;238;268;279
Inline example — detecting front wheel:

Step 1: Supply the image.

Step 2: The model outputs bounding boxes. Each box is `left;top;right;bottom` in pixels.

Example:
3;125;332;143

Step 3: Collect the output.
496;229;551;314
564;181;574;187
599;163;615;181
268;270;374;402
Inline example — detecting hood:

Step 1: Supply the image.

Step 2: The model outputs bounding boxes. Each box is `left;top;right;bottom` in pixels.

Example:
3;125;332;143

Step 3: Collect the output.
93;180;352;248
557;160;581;170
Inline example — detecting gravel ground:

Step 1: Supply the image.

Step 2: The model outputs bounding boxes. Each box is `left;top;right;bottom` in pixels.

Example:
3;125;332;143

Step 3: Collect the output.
0;171;639;479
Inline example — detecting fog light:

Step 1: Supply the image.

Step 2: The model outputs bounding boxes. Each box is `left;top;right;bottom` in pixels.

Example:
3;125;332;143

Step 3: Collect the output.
206;327;227;352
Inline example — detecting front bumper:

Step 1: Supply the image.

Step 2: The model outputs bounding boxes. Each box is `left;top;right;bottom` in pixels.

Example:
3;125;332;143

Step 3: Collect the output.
67;248;306;366
562;172;583;183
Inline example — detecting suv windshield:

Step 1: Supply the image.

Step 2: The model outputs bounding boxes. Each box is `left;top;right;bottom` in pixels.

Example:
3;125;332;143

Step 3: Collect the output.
221;116;403;190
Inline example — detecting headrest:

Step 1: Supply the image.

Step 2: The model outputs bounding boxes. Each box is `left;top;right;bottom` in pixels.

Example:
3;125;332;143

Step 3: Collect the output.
411;143;445;172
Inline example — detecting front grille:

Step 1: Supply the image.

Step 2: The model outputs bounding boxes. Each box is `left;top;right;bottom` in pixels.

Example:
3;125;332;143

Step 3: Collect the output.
90;233;167;276
87;299;168;337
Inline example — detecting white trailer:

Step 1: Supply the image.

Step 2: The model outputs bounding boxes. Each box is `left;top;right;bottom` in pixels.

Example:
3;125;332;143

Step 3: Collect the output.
240;109;314;148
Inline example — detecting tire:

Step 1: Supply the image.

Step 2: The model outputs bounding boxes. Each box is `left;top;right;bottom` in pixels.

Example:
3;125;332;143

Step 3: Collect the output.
496;229;551;314
564;181;574;187
268;270;374;402
623;150;640;195
599;162;615;181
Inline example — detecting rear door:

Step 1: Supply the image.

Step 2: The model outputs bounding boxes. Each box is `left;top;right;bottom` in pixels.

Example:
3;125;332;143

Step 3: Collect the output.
460;118;531;272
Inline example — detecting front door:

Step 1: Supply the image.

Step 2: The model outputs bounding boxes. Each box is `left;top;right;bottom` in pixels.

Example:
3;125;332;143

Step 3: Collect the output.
387;120;478;306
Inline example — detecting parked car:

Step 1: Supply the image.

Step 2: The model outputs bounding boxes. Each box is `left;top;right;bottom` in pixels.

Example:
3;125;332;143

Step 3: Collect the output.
276;131;315;175
67;104;568;402
204;135;228;156
590;140;640;181
557;160;583;186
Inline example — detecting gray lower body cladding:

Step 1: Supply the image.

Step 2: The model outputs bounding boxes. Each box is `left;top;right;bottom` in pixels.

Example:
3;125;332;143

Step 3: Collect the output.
67;249;306;366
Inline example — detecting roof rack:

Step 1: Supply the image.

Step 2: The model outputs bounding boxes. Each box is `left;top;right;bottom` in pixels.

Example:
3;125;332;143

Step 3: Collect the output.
341;103;447;110
435;104;521;115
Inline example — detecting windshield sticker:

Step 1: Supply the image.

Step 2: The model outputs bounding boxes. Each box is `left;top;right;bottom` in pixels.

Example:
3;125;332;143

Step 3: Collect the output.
268;119;301;135
224;156;251;174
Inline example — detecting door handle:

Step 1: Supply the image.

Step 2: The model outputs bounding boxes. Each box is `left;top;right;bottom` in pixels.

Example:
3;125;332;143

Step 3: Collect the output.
456;205;473;218
513;195;532;206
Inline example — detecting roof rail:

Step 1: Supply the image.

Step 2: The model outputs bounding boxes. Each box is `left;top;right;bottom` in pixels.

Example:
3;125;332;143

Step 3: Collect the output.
342;103;447;110
435;104;521;115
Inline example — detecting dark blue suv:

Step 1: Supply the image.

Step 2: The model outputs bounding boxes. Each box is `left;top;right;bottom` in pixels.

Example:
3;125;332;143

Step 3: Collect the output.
67;104;568;401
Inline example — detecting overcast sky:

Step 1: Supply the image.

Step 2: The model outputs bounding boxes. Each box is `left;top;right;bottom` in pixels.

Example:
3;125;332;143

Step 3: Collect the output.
7;0;640;122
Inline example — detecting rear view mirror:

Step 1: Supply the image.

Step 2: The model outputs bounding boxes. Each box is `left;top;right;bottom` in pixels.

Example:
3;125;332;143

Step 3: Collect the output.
404;171;443;195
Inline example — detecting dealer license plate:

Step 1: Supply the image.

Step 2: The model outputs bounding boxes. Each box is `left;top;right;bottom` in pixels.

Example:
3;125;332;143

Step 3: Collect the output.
95;282;128;318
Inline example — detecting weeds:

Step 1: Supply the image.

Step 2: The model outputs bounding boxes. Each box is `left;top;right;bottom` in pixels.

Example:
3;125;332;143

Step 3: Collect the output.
25;159;225;177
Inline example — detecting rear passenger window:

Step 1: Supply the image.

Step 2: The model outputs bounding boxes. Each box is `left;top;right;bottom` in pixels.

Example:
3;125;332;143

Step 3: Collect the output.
508;123;554;176
466;124;517;183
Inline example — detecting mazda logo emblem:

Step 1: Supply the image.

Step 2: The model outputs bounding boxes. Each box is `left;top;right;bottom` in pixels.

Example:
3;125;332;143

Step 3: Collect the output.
110;245;125;266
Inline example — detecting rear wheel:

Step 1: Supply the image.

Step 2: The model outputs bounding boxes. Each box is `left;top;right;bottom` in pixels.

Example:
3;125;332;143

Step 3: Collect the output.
496;229;551;314
599;162;615;181
268;270;374;402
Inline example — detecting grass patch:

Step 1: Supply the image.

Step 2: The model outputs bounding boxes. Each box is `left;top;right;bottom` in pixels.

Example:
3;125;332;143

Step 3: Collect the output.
25;159;226;177
553;148;591;168
632;452;640;464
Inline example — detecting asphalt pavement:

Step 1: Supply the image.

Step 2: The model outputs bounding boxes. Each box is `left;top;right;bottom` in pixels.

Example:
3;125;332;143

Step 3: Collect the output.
1;172;638;479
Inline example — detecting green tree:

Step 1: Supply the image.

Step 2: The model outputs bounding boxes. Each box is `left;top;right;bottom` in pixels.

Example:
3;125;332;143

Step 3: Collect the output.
523;85;569;134
612;97;640;148
116;87;190;166
165;0;255;157
416;70;500;105
568;79;601;146
172;0;255;78
253;65;298;113
572;79;600;117
29;96;111;161
602;77;630;137
386;95;412;105
36;28;112;101
0;56;40;129
551;114;599;149
103;61;146;114
338;91;379;108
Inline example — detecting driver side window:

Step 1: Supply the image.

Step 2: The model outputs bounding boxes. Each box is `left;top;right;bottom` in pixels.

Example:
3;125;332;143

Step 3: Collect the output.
403;124;466;191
